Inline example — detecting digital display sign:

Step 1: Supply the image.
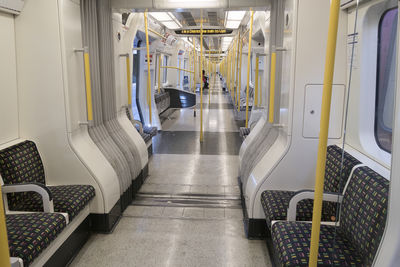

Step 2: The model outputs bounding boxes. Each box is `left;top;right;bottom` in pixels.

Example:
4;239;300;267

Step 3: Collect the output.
175;29;233;35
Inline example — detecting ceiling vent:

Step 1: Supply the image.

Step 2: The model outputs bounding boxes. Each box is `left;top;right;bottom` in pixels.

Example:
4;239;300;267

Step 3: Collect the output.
0;0;25;15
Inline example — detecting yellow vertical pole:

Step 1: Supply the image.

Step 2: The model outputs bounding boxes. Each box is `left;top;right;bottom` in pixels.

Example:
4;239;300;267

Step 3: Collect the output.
200;12;204;142
193;39;197;93
178;57;182;87
158;54;161;94
227;52;230;97
235;34;240;107
83;50;94;122
308;1;340;266
237;38;243;111
144;11;152;124
0;188;10;267
268;52;276;123
254;55;259;107
209;58;211;105
259;62;262;106
126;56;133;106
245;10;254;128
231;46;234;99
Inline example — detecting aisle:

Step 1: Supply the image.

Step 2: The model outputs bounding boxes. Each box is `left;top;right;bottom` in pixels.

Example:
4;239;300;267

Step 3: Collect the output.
70;76;270;267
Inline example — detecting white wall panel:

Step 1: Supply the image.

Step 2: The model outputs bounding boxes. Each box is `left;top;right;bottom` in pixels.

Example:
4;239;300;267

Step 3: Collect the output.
0;12;19;145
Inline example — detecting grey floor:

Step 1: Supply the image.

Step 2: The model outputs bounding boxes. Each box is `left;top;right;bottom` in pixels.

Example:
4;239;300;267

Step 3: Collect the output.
70;76;271;267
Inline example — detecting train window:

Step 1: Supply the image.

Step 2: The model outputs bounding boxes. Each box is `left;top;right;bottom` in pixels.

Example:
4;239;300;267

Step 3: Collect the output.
375;8;397;153
163;55;168;83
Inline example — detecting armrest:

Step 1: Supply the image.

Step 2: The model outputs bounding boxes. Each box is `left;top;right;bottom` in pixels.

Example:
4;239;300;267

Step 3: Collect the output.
133;120;144;134
287;190;343;221
10;257;23;267
2;183;54;212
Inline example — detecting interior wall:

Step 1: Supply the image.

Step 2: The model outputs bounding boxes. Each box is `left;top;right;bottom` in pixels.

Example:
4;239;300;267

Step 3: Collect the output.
0;12;19;145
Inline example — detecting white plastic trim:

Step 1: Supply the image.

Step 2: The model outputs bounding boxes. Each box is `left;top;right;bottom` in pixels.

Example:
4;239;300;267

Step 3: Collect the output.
10;257;23;267
287;191;343;221
2;184;54;213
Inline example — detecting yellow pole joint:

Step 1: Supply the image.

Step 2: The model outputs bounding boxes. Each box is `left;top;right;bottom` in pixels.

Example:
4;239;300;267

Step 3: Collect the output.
144;11;152;124
308;1;341;266
245;10;254;128
268;52;276;123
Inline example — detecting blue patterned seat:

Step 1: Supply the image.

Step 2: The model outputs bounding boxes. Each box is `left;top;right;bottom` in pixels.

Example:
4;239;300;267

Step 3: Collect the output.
7;213;67;267
261;145;361;227
0;140;95;221
271;166;389;266
125;107;157;141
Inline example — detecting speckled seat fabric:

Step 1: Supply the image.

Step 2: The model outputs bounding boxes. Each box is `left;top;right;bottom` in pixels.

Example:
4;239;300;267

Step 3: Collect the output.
239;127;251;141
154;88;170;114
7;213;67;267
143;125;158;138
0;140;95;221
261;145;361;227
271;166;389;266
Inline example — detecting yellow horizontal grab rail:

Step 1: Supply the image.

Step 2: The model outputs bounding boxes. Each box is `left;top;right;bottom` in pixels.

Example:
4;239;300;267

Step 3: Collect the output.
161;66;195;73
149;28;166;39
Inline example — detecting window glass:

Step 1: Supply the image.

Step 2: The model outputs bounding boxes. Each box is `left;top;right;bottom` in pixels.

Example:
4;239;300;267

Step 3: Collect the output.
375;8;397;153
131;36;141;121
163;55;168;83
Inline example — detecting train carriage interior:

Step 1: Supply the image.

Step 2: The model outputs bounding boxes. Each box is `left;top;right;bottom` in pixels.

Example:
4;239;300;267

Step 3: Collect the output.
1;0;400;266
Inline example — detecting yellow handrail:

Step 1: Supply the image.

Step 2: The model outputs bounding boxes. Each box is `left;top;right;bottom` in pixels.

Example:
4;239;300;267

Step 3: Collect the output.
235;34;240;107
254;55;259;107
178;57;182;87
126;56;132;106
144;11;152;124
158;54;161;94
268;52;276;123
200;12;204;142
259;63;262;106
161;66;194;73
0;187;10;267
208;58;211;105
308;1;340;266
245;10;254;128
237;38;243;111
149;28;165;39
83;50;94;122
193;38;197;93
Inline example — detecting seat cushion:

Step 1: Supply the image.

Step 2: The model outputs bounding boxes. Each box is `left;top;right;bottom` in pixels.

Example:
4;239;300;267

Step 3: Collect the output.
272;221;363;266
10;185;95;221
143;126;158;137
261;190;337;228
7;213;67;266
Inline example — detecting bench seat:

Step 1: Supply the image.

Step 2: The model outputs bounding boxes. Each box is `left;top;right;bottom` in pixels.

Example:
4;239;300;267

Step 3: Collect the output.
0;140;95;221
7;213;67;267
261;145;361;227
9;184;95;221
271;166;389;266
